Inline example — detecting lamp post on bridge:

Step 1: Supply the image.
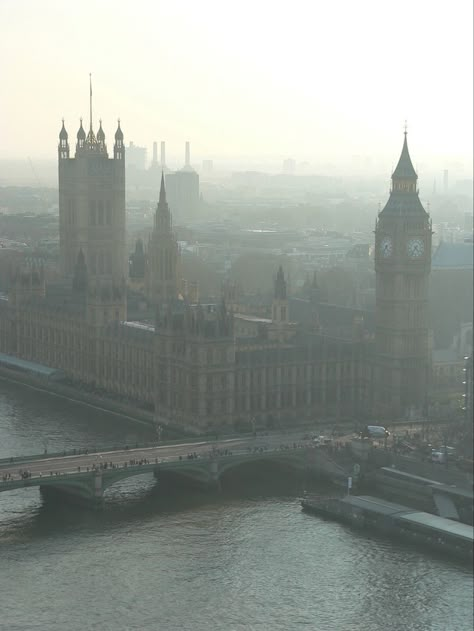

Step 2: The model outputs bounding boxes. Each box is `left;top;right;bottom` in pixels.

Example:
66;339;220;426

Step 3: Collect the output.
156;424;163;445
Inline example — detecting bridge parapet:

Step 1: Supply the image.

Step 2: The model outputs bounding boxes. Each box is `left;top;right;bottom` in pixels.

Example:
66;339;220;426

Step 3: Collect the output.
0;444;351;506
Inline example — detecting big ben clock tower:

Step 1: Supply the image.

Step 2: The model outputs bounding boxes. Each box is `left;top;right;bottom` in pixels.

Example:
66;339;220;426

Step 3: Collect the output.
374;130;432;420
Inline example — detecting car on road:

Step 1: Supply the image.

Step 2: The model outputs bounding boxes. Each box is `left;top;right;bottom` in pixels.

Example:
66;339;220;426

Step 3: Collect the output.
431;446;456;463
313;436;332;446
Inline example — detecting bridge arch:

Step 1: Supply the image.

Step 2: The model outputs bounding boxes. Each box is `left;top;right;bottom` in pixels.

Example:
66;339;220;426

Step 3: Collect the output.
217;451;308;487
101;461;214;494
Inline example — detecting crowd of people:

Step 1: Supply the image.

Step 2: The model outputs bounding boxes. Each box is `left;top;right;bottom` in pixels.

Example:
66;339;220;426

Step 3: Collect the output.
0;438;339;483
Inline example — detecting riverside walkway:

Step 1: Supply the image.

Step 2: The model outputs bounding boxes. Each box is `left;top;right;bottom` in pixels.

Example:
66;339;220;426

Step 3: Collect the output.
0;433;349;505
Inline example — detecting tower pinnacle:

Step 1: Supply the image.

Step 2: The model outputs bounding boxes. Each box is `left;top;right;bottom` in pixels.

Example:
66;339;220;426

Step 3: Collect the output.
274;265;287;300
159;171;167;204
392;130;417;181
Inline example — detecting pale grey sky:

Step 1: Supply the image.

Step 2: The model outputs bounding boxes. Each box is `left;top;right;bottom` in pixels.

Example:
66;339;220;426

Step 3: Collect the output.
1;0;472;173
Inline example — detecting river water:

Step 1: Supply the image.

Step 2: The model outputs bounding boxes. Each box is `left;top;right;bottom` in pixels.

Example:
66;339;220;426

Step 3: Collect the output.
0;381;472;631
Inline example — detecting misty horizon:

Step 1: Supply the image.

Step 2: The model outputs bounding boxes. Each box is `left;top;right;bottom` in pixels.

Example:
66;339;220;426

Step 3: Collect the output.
1;0;472;173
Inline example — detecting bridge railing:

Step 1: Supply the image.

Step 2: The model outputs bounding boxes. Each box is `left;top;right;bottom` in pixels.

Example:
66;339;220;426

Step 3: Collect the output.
0;428;321;467
0;444;317;485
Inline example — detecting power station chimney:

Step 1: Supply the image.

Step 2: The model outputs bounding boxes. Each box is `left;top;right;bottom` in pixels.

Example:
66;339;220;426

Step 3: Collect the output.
185;141;190;168
160;141;166;167
152;142;158;165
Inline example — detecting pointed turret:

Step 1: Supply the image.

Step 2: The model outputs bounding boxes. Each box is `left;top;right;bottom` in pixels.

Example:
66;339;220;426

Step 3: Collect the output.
114;119;123;142
392;131;417;181
76;118;86;151
159;171;167;205
58;119;69;159
154;172;172;233
59;120;68;141
97;119;105;143
114;119;124;160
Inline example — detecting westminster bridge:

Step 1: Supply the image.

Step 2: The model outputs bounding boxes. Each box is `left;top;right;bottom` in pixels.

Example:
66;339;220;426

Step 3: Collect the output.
0;434;350;506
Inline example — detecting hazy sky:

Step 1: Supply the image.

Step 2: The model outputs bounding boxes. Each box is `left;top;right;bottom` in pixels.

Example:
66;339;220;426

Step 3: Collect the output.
1;0;472;172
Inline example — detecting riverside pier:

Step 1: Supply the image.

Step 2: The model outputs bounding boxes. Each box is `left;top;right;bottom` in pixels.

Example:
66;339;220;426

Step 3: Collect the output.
301;494;473;562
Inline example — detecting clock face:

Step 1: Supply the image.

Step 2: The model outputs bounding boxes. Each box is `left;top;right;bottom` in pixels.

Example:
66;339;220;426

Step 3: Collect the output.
380;236;393;258
407;238;424;258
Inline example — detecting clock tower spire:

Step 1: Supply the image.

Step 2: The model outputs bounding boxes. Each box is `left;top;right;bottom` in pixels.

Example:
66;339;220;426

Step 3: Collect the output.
373;130;432;420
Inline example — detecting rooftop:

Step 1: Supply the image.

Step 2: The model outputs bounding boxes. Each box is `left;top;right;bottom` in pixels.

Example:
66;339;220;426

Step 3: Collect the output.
398;511;474;542
432;242;474;271
342;495;411;517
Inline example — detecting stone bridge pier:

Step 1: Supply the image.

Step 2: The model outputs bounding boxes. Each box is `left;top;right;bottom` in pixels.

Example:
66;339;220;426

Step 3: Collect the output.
40;473;105;507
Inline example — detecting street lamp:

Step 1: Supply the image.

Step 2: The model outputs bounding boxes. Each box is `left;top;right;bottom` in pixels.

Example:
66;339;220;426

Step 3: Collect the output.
156;424;163;444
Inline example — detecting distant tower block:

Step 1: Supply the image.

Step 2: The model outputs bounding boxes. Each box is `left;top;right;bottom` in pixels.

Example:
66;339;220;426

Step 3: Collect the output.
152;142;158;165
443;169;449;193
161;141;166;168
185;141;191;168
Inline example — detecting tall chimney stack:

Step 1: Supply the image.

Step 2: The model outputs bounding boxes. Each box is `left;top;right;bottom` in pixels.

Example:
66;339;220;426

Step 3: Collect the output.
152;142;158;165
160;141;166;167
185;141;190;167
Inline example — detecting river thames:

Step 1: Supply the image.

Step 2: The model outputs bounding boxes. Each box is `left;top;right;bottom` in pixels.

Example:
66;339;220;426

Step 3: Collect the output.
0;381;472;631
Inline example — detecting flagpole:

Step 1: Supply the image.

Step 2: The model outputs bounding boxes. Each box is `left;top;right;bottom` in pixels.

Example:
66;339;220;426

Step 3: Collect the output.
89;73;93;132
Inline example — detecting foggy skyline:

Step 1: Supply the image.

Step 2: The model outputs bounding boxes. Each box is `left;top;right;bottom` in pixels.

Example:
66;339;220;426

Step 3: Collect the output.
1;0;472;174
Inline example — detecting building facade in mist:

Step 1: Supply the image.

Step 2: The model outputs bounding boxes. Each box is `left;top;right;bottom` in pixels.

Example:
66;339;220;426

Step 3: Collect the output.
0;126;433;429
165;142;200;218
58;116;128;326
126;141;147;171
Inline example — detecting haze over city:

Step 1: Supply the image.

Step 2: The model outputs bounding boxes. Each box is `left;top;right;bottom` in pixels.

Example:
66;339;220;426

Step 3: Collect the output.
1;0;473;174
0;2;473;630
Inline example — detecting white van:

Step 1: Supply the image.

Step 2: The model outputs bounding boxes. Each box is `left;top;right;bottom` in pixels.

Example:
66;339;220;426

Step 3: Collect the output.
366;425;389;438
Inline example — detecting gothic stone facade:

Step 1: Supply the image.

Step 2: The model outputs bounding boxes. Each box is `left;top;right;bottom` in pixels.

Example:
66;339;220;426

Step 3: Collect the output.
0;129;431;429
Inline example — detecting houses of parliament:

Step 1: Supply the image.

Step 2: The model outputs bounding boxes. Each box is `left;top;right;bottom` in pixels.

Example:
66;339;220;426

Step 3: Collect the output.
0;104;433;431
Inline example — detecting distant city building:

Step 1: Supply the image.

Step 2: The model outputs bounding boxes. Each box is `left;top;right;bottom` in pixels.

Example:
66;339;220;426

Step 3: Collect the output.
165;142;199;217
126;141;147;171
160;141;167;170
149;141;170;180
